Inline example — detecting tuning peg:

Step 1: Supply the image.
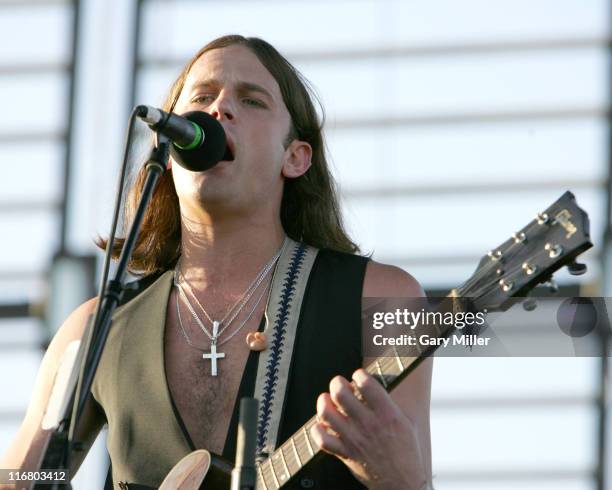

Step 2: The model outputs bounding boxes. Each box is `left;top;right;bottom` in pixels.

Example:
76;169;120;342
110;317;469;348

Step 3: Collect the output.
488;250;503;261
544;278;559;294
544;242;563;258
537;212;551;225
522;298;537;311
567;260;587;276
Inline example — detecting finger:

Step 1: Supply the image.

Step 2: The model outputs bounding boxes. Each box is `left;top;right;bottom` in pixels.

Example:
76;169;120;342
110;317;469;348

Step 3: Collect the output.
352;369;398;416
310;422;350;459
328;375;370;420
317;392;352;436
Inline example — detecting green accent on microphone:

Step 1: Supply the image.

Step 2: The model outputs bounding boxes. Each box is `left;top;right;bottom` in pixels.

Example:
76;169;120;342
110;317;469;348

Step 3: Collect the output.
175;121;203;150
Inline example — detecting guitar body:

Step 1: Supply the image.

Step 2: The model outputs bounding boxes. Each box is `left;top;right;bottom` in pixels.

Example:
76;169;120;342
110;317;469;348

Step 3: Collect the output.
158;450;210;489
162;449;329;489
160;450;233;490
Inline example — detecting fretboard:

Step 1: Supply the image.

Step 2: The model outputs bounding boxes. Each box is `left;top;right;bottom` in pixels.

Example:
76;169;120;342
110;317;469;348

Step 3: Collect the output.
255;416;320;489
254;309;456;489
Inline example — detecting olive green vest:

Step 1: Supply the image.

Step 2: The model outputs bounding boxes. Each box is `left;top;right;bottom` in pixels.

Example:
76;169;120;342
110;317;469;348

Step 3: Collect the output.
92;270;191;488
93;250;369;489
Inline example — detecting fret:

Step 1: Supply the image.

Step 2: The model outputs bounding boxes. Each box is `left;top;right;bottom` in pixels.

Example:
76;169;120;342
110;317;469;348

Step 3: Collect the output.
302;426;314;456
261;460;279;490
280;446;291;479
268;457;281;488
308;419;322;452
365;362;376;376
271;447;290;484
280;441;299;475
380;356;398;377
261;419;321;490
377;350;421;385
375;359;388;387
392;346;405;371
294;429;312;465
291;436;302;467
257;463;269;490
389;355;403;375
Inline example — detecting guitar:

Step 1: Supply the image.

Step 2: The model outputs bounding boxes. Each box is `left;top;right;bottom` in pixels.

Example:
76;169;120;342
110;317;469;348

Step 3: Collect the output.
142;191;594;489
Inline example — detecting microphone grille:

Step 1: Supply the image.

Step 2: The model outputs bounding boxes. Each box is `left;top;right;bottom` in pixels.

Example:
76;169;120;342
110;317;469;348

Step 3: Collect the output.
170;111;226;171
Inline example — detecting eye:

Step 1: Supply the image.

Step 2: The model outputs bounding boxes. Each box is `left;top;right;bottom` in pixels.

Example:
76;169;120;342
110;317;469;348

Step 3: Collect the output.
191;94;214;104
243;97;266;108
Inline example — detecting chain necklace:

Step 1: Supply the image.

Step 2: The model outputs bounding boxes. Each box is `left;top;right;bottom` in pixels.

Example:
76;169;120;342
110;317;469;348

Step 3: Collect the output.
174;245;280;340
174;275;273;374
173;238;286;375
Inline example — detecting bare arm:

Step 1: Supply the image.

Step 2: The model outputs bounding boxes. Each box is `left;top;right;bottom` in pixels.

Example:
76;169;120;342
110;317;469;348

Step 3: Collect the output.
312;260;433;490
363;261;433;483
0;298;106;487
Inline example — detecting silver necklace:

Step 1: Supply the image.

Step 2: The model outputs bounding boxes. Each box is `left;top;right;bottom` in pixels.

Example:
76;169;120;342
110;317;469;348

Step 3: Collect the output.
174;245;280;338
175;277;272;375
173;239;286;375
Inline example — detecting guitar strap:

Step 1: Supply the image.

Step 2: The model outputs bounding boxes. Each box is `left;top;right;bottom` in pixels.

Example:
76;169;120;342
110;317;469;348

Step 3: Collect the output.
253;238;318;459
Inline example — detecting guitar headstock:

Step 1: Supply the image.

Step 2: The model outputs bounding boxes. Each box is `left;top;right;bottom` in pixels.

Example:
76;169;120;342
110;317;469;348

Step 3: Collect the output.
456;191;592;311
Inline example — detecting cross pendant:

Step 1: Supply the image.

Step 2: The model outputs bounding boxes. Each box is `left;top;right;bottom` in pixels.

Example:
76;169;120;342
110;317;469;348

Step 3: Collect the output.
202;321;225;376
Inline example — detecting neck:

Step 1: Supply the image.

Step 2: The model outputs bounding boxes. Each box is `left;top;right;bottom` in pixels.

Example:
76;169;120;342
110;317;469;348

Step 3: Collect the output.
177;208;287;290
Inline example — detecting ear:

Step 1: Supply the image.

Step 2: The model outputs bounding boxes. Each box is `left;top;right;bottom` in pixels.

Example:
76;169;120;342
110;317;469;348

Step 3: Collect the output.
281;139;312;178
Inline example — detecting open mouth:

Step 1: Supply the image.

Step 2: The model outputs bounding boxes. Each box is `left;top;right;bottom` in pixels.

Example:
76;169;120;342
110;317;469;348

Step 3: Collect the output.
221;143;234;162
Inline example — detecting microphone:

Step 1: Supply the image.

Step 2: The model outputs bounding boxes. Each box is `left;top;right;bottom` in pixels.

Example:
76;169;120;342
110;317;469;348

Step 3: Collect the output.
135;105;228;171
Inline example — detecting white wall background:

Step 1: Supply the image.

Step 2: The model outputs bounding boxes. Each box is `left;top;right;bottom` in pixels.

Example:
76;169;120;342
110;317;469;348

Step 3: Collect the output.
0;0;609;488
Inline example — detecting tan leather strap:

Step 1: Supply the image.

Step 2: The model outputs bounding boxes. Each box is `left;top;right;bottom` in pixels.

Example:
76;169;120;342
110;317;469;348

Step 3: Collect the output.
253;238;318;459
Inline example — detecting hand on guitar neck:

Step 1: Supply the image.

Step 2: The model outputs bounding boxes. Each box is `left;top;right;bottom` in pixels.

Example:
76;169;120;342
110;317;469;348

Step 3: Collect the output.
311;368;431;490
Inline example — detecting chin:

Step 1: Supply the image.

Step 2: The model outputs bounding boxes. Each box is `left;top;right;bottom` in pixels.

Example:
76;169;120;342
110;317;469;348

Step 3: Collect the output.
194;177;236;205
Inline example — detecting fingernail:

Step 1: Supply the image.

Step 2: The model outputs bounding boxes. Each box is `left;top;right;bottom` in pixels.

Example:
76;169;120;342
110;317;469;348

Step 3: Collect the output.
353;369;368;384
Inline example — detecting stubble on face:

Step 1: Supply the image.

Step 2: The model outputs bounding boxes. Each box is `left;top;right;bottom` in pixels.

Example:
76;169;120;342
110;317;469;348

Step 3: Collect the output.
170;45;293;220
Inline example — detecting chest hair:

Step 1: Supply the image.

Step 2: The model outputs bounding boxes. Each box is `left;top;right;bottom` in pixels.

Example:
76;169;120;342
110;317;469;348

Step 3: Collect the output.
163;290;259;453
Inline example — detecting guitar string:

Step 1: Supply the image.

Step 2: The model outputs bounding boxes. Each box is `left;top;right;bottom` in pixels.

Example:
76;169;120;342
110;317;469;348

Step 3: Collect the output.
259;214;577;481
166;222;581;487
259;247;562;482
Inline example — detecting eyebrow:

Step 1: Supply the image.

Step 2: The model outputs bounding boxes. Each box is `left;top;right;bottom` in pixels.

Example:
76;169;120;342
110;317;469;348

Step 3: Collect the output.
190;79;275;104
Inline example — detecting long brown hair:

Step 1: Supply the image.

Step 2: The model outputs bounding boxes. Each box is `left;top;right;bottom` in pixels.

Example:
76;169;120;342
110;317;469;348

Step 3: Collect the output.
99;35;358;275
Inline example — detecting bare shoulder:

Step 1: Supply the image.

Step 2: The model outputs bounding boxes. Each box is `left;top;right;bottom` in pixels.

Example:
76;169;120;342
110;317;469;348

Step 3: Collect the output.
0;297;100;473
47;298;98;360
362;259;425;298
39;297;99;382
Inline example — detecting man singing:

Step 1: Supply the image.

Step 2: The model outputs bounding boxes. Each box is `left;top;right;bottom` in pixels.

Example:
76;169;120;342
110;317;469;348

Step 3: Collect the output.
1;35;433;490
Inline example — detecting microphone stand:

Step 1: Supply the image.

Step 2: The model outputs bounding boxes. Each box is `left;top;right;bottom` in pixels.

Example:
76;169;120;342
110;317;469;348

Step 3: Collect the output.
231;398;259;490
33;135;170;489
70;136;169;437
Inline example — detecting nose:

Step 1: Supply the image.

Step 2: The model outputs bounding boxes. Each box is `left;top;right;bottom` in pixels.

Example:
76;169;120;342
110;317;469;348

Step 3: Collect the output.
209;93;234;121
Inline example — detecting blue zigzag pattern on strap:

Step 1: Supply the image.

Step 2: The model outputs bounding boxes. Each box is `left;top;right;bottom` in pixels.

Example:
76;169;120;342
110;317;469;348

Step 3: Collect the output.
256;242;307;456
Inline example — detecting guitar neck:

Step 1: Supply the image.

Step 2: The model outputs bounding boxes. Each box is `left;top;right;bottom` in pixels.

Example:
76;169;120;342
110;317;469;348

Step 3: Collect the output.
253;191;594;489
255;298;458;489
